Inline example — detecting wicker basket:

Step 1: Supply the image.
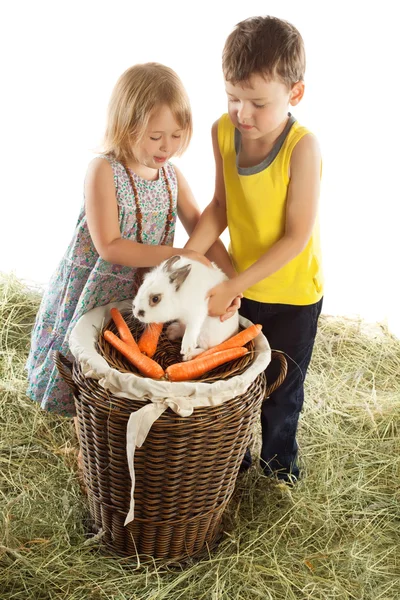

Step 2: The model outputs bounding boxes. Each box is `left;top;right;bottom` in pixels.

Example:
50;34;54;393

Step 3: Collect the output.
55;312;287;562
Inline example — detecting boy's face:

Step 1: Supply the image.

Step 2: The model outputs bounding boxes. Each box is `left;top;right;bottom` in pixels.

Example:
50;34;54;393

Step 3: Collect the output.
225;74;304;141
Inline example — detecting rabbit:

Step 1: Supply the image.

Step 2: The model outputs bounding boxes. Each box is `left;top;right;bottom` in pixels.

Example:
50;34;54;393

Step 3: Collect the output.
132;255;239;361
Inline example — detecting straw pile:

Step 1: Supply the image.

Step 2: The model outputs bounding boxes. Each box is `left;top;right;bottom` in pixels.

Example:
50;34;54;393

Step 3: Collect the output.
1;273;399;600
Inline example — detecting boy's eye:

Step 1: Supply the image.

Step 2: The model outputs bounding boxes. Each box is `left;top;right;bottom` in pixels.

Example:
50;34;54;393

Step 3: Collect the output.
254;104;266;109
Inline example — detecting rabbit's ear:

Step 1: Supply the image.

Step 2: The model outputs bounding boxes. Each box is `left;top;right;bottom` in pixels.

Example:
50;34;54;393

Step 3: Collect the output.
169;264;191;291
163;255;181;272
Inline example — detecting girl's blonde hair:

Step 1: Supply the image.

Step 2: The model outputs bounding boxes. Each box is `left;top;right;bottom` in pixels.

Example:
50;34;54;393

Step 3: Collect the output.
103;63;193;162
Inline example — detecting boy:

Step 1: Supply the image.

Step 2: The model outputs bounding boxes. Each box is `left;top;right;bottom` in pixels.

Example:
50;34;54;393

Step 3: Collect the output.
185;16;323;481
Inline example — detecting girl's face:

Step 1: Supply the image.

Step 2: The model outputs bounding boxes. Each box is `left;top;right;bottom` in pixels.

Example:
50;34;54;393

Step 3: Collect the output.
134;105;184;169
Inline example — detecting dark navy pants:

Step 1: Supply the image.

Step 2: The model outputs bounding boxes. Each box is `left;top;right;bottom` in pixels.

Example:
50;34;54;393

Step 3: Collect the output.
240;297;323;480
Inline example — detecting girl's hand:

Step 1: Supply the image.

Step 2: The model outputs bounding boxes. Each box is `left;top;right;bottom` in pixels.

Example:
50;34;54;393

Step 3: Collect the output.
206;280;240;318
182;248;212;268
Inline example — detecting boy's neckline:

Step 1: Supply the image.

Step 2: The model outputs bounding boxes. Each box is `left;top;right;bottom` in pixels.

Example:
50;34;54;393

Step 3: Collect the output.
235;113;296;175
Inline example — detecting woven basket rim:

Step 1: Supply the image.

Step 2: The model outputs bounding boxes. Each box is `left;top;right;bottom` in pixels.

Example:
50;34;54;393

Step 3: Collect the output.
72;358;266;419
96;310;257;384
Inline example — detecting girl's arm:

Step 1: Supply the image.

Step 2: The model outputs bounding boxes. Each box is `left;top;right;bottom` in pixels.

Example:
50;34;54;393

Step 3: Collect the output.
184;119;229;256
207;134;322;315
174;165;236;278
84;158;207;268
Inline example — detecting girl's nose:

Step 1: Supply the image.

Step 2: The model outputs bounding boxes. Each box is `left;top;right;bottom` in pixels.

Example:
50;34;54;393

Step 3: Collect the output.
160;139;170;153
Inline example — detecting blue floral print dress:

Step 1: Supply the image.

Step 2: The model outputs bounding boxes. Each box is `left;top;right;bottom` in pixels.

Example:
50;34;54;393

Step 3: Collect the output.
26;156;178;417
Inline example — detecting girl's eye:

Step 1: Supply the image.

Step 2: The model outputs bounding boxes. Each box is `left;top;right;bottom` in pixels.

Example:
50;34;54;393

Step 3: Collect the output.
172;135;181;139
150;136;161;141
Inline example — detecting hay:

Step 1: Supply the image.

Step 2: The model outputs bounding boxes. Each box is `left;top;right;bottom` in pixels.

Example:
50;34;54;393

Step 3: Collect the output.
0;273;399;600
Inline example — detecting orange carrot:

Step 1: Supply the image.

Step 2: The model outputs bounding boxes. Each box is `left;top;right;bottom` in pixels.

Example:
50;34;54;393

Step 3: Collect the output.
104;330;165;380
110;308;137;347
138;323;164;357
194;324;262;359
165;347;248;382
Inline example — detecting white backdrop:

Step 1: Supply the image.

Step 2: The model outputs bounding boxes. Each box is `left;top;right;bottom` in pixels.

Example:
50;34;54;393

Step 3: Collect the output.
1;1;399;335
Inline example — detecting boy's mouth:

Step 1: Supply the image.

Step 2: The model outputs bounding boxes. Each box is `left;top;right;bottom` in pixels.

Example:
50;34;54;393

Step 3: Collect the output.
239;123;254;130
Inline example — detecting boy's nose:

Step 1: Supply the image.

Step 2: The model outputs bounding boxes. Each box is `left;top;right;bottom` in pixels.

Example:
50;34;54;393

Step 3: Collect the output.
237;105;252;123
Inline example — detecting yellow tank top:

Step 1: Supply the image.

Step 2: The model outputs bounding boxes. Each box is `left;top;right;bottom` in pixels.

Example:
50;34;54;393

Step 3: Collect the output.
218;113;324;305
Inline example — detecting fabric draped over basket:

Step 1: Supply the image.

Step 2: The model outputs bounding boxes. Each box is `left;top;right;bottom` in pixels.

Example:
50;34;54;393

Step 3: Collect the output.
69;300;271;525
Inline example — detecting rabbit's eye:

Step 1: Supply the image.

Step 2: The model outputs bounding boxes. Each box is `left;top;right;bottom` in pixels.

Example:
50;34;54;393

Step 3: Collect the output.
149;294;162;307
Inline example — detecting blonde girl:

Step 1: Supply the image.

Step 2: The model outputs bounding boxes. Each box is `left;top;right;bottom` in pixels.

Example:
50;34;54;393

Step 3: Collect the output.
27;63;234;417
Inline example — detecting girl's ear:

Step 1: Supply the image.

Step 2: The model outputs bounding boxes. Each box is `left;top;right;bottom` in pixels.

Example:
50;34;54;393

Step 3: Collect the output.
289;81;305;106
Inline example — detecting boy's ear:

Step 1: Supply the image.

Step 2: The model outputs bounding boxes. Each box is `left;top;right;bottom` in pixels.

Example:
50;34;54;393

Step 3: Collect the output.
289;81;305;106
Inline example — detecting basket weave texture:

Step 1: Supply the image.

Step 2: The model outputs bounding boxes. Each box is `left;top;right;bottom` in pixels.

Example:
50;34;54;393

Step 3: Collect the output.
55;312;284;561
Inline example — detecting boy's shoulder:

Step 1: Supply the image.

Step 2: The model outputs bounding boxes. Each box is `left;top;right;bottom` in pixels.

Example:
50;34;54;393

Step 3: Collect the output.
215;113;232;129
278;119;320;167
213;113;235;150
284;118;319;152
290;131;321;173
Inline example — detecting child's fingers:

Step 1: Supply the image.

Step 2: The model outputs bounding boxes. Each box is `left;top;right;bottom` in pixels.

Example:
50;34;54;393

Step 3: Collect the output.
219;307;238;322
184;249;213;268
231;296;242;310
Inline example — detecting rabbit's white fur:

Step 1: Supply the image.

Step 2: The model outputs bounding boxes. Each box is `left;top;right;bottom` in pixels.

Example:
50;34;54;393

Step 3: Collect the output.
132;255;239;361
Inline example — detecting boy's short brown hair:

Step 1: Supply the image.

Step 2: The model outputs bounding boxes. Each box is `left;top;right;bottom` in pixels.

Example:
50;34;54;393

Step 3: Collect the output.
223;16;305;88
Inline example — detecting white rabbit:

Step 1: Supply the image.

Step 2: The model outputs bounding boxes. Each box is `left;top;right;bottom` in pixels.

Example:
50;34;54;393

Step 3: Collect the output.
132;255;239;361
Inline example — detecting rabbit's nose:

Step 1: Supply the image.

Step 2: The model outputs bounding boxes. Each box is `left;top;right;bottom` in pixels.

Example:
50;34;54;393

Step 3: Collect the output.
138;310;145;317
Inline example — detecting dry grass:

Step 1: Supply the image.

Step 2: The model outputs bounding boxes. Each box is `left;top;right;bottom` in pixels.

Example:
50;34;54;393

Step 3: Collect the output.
0;273;399;600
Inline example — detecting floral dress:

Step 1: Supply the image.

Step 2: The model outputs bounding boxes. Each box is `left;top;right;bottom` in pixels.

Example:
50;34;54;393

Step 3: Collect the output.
26;156;178;417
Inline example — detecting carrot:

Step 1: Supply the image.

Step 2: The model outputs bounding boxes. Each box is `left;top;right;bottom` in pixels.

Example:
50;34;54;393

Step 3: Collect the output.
194;323;262;359
165;347;248;382
110;308;137;347
138;323;164;357
104;330;165;380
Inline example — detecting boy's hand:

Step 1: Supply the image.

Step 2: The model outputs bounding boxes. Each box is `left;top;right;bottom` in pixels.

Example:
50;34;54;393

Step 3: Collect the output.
220;293;242;322
206;280;241;318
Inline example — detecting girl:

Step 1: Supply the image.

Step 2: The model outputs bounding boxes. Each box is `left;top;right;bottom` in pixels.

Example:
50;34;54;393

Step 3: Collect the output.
26;62;235;418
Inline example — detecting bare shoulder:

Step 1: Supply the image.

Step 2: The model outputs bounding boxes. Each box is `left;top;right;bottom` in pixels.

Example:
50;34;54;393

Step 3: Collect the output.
84;157;117;210
211;118;221;139
171;162;184;182
291;134;321;166
211;118;224;158
85;156;114;182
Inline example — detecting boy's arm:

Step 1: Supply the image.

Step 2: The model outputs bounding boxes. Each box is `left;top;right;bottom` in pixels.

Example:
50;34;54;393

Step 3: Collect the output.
184;120;230;259
207;134;321;315
174;165;236;278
